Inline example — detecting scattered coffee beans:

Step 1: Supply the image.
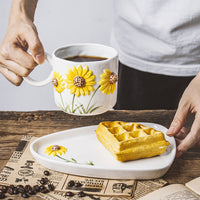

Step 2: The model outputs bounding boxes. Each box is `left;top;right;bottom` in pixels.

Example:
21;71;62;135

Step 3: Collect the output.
0;193;5;199
33;185;40;192
44;170;50;176
24;185;32;192
21;192;29;198
13;188;19;195
48;184;55;191
74;182;82;187
65;191;74;197
78;191;86;197
7;187;14;195
67;180;75;187
0;173;56;198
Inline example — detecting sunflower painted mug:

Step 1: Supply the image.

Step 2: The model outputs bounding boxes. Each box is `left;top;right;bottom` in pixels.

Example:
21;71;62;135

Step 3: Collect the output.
24;43;118;115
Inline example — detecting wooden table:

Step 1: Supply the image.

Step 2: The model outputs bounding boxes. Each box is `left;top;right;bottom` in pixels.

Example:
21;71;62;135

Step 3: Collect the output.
0;110;199;199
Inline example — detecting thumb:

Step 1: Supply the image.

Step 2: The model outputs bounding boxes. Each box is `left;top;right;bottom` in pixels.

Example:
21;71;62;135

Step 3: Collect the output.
167;102;189;137
23;27;45;64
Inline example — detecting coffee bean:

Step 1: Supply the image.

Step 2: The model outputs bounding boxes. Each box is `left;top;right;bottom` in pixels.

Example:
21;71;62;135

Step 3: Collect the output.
39;185;46;191
17;185;24;189
17;185;24;193
18;187;25;193
13;188;19;195
0;190;4;194
48;184;55;191
9;185;14;189
44;170;50;176
78;191;86;197
65;191;74;197
21;193;29;198
0;193;5;199
33;185;40;192
67;180;75;187
25;185;32;191
40;179;46;185
40;180;45;185
0;186;7;193
28;189;36;195
40;188;49;194
74;182;82;187
44;177;49;183
7;188;14;195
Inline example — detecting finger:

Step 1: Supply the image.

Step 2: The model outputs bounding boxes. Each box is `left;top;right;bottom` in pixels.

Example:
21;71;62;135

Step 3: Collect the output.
175;127;189;140
177;113;200;153
22;28;45;64
167;101;189;136
174;138;183;157
2;59;32;77
0;65;23;86
175;138;181;146
9;45;37;70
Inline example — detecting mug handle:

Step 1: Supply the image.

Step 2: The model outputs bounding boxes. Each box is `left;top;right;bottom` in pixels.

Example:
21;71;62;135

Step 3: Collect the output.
23;52;54;86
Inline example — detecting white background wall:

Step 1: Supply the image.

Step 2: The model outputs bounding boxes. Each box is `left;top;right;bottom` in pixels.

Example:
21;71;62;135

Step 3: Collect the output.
0;0;113;111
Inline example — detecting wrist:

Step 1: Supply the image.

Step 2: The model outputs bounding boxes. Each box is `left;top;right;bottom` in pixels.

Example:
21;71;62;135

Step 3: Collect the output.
9;0;38;24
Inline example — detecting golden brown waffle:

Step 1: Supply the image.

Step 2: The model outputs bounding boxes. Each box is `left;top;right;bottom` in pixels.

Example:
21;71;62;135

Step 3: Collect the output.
95;121;170;162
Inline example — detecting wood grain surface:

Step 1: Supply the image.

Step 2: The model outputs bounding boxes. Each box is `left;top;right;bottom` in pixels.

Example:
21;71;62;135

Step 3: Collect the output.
0;110;199;199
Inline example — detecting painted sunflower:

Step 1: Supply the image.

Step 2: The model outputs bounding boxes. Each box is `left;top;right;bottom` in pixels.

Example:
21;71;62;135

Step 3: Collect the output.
45;145;67;157
99;69;118;95
65;65;96;97
52;71;65;93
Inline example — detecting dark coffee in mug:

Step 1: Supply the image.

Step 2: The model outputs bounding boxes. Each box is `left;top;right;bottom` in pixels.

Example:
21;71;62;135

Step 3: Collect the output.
64;55;107;62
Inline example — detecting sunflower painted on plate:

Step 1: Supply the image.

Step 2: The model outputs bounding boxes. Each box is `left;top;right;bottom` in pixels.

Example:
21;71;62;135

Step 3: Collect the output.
52;71;65;93
45;145;67;157
99;69;118;95
65;65;96;97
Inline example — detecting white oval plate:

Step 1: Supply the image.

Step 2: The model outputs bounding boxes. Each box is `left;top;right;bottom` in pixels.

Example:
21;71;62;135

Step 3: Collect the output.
30;122;176;179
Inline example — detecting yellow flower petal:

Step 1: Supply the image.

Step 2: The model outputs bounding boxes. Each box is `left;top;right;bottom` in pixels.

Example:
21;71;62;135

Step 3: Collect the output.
52;151;57;157
100;73;110;79
85;75;95;82
80;88;85;96
70;86;76;94
82;66;89;76
73;66;78;76
48;151;53;155
78;65;83;76
99;79;109;85
75;89;80;97
87;86;95;92
84;70;93;78
68;68;75;76
111;84;116;93
83;87;90;95
99;83;109;91
67;84;73;89
86;81;96;86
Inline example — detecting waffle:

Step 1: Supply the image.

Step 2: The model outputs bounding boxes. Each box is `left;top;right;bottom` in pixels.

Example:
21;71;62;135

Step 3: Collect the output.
95;121;170;162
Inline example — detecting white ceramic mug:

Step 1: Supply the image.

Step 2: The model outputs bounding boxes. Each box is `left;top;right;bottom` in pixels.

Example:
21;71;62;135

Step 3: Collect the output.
25;43;118;115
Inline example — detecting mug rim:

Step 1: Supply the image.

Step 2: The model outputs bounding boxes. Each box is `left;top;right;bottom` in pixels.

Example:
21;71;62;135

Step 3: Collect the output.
53;43;118;64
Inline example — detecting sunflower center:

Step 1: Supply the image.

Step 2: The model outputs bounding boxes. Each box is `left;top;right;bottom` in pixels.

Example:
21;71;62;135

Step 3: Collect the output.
109;72;118;84
52;78;58;87
51;145;61;151
73;76;85;87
